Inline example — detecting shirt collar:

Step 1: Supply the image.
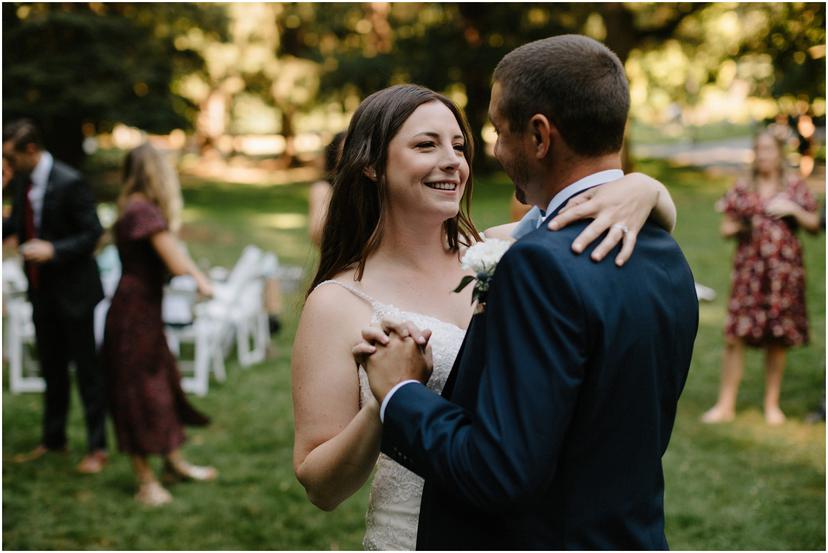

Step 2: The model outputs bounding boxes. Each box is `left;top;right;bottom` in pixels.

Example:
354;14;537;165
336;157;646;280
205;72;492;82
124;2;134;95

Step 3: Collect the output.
30;151;53;191
538;169;625;225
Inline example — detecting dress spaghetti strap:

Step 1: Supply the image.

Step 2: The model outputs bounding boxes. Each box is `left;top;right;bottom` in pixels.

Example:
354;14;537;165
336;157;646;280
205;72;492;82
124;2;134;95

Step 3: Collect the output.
314;279;377;307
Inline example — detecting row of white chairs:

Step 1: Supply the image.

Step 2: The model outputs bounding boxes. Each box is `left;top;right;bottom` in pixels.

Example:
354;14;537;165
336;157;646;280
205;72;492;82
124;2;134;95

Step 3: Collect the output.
165;245;277;396
3;245;281;396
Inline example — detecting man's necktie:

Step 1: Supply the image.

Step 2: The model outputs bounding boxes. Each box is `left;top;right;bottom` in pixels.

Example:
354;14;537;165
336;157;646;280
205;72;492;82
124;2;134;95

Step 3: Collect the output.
23;180;40;289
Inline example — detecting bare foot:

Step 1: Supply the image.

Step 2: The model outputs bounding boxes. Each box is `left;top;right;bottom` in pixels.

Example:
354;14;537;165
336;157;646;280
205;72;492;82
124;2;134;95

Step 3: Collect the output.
13;444;67;463
765;407;786;426
77;450;108;474
135;481;172;507
701;405;735;424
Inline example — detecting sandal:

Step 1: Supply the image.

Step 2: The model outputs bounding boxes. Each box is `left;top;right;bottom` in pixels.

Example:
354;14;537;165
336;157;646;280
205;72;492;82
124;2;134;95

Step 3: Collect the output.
163;461;218;483
135;481;172;507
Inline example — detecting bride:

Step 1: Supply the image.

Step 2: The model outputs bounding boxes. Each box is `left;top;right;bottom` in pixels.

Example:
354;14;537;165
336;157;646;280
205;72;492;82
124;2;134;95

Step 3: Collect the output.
291;83;677;550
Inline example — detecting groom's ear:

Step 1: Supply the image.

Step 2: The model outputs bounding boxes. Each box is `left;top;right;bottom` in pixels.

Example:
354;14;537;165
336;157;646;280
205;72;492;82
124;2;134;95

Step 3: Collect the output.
529;114;552;160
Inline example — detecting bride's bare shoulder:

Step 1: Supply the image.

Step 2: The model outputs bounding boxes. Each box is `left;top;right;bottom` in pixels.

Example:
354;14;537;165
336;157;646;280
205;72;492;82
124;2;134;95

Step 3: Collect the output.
302;269;371;326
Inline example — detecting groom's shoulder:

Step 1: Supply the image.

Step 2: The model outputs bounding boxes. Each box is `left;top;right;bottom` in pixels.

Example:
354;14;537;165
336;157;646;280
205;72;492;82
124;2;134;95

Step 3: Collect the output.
501;227;577;277
511;219;590;263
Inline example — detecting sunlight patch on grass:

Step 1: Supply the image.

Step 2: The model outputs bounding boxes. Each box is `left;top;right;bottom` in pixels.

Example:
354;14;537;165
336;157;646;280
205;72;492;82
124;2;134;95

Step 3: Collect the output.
253;213;308;230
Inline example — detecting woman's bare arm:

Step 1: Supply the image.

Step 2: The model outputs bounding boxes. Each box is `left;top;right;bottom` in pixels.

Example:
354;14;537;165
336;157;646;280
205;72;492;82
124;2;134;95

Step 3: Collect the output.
292;285;382;510
483;173;677;266
765;196;822;233
720;213;747;239
150;231;212;295
308;181;332;247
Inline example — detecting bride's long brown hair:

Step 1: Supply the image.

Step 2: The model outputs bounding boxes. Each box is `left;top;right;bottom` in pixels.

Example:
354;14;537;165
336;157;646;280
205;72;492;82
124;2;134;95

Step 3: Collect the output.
308;84;481;296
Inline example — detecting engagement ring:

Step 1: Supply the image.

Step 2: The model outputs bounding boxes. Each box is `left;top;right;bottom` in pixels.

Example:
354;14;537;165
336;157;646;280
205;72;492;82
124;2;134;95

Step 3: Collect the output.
611;223;630;236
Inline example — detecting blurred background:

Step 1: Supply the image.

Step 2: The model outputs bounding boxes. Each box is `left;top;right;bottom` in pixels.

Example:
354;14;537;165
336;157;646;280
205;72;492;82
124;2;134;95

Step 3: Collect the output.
2;2;825;550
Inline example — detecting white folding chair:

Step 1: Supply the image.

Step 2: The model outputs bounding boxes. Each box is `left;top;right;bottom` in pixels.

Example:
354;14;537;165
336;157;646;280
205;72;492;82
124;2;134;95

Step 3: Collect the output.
163;274;227;396
233;252;277;367
94;244;122;349
3;259;45;393
5;298;44;394
164;246;264;395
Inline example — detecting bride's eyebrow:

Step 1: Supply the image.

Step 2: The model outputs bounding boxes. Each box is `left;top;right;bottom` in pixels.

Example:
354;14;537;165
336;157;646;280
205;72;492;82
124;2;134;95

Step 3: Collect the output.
412;132;465;142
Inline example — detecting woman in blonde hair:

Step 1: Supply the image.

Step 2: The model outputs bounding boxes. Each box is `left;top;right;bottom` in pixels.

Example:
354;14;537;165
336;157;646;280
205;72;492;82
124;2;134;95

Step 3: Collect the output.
103;142;216;506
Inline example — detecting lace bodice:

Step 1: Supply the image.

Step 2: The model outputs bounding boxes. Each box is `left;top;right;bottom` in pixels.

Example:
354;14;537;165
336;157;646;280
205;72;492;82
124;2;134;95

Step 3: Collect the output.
315;280;466;550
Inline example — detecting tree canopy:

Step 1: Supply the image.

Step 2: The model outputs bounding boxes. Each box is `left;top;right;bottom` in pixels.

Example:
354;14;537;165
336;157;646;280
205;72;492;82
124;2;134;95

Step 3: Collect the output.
2;3;823;167
2;2;227;164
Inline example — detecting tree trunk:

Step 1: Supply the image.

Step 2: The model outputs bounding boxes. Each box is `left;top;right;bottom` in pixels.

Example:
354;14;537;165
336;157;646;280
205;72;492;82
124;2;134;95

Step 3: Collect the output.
465;74;493;173
458;4;496;172
602;5;639;172
280;105;297;168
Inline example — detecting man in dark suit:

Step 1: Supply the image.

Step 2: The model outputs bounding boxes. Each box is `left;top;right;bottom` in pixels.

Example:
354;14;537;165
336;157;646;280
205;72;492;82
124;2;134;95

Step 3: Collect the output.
360;35;698;549
3;119;108;473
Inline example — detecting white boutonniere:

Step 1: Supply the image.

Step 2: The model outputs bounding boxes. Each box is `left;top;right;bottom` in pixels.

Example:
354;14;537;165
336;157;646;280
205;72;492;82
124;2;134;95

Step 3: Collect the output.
454;239;512;314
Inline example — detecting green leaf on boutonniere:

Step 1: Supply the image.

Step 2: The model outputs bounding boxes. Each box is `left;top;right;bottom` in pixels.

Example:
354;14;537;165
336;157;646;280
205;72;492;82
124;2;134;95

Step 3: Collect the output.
471;287;486;306
453;275;475;293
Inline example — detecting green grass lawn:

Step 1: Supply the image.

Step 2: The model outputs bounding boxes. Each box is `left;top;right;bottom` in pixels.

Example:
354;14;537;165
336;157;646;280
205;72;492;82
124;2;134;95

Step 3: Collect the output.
3;160;824;550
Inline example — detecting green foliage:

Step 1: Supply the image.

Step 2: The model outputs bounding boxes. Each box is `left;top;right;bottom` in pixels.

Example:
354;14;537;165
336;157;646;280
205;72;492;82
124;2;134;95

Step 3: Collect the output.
2;162;824;550
735;2;826;100
277;2;824;168
2;2;227;164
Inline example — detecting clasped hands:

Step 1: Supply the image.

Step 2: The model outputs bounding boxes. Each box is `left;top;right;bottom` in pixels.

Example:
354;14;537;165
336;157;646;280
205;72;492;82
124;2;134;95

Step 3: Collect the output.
19;239;55;263
352;319;434;405
764;195;801;219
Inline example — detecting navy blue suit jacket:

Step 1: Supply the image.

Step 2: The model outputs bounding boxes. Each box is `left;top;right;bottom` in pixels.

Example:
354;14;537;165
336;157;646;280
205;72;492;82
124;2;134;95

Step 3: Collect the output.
381;210;698;550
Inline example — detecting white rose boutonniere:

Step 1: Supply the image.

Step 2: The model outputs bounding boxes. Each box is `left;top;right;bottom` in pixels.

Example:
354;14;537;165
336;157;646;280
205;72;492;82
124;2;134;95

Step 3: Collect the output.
454;238;512;314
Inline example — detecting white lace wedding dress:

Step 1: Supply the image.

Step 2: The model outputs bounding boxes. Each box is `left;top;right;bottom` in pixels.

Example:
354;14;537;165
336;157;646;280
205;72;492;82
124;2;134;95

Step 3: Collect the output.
316;280;466;550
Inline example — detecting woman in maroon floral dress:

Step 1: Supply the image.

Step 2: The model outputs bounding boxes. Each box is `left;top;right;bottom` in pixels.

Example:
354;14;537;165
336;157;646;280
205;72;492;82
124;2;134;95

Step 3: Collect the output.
702;130;820;426
104;143;217;506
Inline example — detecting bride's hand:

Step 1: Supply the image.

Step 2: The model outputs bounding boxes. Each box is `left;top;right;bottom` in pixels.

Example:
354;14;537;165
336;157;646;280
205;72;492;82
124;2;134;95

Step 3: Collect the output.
351;321;432;367
546;173;676;266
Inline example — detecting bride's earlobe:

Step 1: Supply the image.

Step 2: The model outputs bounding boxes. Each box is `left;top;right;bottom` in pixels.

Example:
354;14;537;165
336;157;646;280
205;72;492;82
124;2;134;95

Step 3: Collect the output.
363;167;378;181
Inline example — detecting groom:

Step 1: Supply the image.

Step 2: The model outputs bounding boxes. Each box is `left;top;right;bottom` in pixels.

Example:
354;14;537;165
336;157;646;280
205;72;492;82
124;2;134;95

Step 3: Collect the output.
360;35;698;549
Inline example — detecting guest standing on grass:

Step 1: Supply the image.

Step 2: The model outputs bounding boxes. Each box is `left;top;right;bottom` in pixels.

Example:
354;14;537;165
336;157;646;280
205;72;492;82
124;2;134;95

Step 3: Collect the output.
103;143;217;506
308;131;346;247
3;119;109;474
702;129;820;426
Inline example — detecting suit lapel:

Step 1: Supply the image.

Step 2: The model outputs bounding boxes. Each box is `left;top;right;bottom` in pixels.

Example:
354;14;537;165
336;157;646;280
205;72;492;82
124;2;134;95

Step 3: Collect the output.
441;336;466;398
441;311;484;399
443;187;596;400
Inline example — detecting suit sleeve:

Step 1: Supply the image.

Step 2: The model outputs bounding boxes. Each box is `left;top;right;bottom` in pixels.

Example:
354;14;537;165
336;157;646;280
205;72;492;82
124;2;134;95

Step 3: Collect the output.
50;175;103;264
381;240;588;513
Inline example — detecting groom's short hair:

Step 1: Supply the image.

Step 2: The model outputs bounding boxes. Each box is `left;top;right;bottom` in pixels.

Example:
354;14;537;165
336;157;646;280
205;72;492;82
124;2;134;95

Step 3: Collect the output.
493;34;629;157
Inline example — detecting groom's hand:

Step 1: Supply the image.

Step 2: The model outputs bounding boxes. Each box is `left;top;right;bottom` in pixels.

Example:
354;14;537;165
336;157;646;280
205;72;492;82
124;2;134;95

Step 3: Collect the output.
365;333;433;403
358;319;433;404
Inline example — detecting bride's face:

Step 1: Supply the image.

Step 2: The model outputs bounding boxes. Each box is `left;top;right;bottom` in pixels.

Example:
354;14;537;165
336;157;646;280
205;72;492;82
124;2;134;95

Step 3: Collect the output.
383;101;469;223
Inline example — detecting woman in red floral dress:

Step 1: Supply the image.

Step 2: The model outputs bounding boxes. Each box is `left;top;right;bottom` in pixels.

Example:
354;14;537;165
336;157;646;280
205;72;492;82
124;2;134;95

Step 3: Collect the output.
702;130;820;426
104;143;218;506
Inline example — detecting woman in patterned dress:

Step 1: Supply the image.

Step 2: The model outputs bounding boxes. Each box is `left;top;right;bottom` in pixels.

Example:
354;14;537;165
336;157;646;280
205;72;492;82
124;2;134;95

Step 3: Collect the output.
104;143;217;506
702;130;821;426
